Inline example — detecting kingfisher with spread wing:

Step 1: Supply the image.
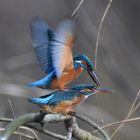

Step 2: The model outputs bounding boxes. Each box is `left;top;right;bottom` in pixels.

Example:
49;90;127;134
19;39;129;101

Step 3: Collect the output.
28;18;101;90
28;84;112;115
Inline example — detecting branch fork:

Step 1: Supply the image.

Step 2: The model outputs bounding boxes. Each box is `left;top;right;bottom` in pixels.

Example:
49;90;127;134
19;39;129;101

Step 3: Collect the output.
0;112;109;140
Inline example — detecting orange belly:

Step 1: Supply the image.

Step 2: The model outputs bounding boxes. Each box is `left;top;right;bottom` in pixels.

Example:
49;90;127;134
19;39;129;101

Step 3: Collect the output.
51;67;83;90
39;101;73;115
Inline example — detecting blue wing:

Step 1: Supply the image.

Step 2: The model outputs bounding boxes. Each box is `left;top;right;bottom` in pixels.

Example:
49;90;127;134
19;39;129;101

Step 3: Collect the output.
27;70;56;88
30;17;54;73
51;19;75;78
29;90;78;105
31;18;75;78
28;94;55;104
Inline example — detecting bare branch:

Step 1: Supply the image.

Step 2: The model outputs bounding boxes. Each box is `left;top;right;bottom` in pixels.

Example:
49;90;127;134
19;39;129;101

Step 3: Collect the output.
19;126;39;140
8;99;39;140
0;116;68;140
8;99;23;140
25;124;67;140
131;101;140;115
0;113;44;140
70;117;101;140
95;0;113;69
0;128;36;140
74;113;110;140
71;0;85;18
8;99;16;119
101;117;140;129
0;112;107;140
111;89;140;139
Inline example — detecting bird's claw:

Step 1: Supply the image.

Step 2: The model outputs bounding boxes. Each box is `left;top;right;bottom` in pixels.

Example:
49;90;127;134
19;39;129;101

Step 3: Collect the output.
68;111;76;116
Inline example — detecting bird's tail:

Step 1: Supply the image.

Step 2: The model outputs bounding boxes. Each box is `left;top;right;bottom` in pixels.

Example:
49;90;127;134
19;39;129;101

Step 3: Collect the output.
27;97;45;104
27;93;54;105
27;98;39;104
27;71;56;88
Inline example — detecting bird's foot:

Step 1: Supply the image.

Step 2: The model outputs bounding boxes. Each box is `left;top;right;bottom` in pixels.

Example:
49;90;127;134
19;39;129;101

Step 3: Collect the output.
68;111;76;116
39;110;48;127
39;110;46;115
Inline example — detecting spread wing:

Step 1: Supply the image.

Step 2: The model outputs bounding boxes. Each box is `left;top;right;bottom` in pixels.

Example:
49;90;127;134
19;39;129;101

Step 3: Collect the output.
31;18;75;78
51;19;75;78
30;17;54;73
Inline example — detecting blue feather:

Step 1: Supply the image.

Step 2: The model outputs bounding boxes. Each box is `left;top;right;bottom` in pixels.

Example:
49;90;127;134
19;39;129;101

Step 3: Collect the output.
70;84;96;91
27;70;56;88
74;54;94;69
51;19;75;78
28;94;54;104
28;88;96;105
30;17;54;73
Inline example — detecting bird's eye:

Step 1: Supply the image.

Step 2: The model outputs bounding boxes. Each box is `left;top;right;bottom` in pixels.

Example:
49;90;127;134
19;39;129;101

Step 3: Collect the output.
87;64;93;71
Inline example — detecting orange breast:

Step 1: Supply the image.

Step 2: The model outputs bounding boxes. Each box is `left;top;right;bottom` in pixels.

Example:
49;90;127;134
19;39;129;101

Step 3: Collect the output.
38;96;85;114
51;101;74;114
39;101;73;115
51;67;83;90
72;96;86;106
39;105;52;112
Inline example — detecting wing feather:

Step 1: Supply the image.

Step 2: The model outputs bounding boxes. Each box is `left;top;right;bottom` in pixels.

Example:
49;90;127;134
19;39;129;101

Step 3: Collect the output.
31;18;75;78
30;17;54;73
52;19;75;78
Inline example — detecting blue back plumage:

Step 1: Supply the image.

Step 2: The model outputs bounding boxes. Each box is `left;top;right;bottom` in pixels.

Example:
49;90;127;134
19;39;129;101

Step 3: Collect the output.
28;84;96;105
29;94;55;104
27;70;56;88
30;18;54;73
70;84;96;91
29;90;76;105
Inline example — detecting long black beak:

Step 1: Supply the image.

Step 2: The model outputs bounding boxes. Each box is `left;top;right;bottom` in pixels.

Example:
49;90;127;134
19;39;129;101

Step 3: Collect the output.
94;87;115;94
87;69;101;87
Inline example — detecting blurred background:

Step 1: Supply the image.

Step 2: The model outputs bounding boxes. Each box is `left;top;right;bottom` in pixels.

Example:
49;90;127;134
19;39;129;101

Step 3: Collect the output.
0;0;140;139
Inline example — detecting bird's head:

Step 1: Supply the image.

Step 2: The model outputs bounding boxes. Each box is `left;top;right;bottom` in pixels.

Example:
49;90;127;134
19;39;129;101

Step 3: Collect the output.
74;54;101;87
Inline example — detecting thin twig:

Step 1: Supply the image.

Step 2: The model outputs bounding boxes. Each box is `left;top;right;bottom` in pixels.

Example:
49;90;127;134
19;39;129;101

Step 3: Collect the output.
101;117;140;129
0;117;66;140
8;99;38;140
19;126;39;140
8;98;22;140
0;113;104;140
0;113;44;140
111;89;140;139
25;124;67;140
8;99;16;119
0;116;67;140
71;0;85;18
131;101;140;115
0;128;35;140
95;0;113;70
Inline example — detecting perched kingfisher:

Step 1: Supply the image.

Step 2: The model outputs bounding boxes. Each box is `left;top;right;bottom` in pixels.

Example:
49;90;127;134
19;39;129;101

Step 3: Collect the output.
28;18;101;90
28;84;112;115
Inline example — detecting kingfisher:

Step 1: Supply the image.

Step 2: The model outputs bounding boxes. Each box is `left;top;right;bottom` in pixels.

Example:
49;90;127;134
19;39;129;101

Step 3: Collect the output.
28;18;101;90
28;84;112;115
